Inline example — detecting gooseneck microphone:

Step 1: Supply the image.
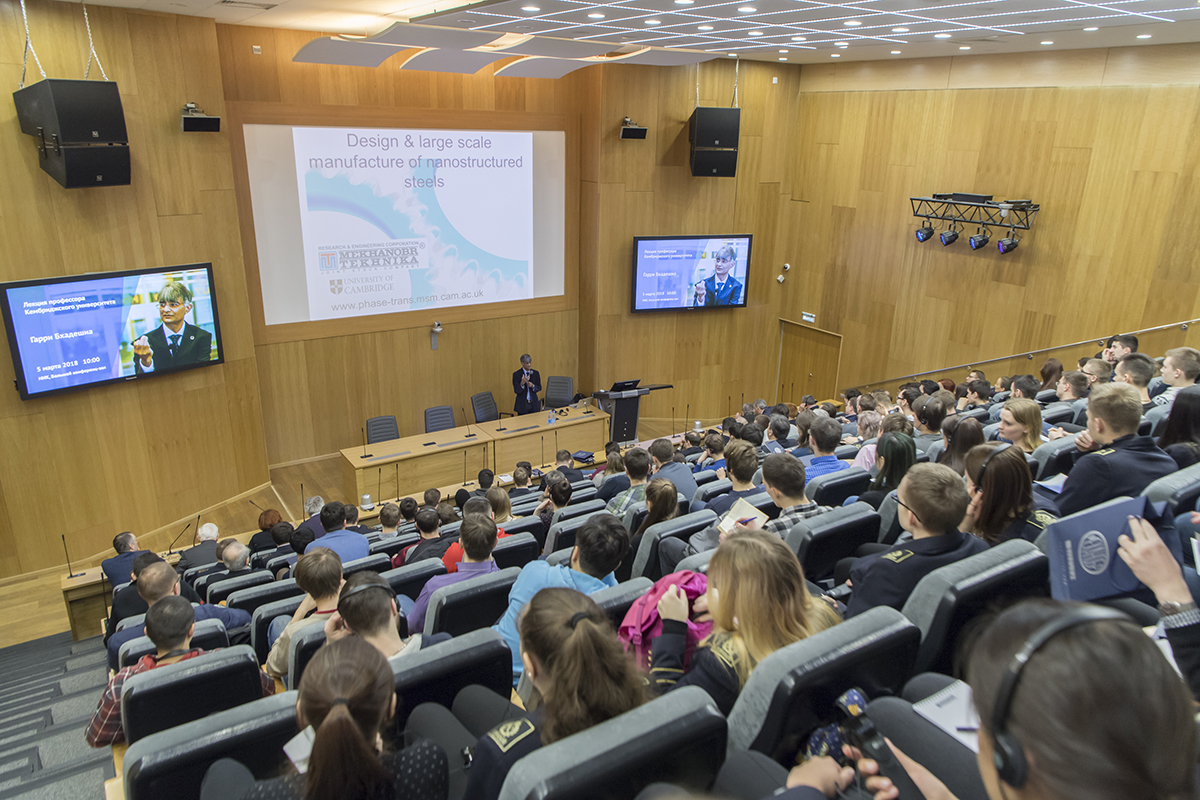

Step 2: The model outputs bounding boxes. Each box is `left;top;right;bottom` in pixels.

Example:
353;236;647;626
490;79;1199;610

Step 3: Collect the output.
463;450;470;486
360;427;373;459
462;407;476;438
166;521;192;555
248;499;265;512
62;534;83;579
685;403;690;435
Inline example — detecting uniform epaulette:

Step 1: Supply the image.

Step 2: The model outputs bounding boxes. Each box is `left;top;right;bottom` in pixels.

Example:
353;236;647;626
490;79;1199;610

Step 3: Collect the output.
707;635;741;671
486;718;536;753
1095;448;1115;456
880;549;914;564
1031;510;1056;529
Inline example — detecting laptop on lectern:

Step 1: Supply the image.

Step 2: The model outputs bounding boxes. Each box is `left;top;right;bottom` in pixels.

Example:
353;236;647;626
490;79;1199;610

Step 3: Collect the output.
609;380;641;392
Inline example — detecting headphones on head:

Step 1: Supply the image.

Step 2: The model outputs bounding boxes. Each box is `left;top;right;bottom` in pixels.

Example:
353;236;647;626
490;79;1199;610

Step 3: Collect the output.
990;605;1132;788
975;442;1012;485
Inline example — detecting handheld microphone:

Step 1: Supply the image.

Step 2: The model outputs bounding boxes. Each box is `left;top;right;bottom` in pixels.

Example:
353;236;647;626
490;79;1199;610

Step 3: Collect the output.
62;534;83;579
462;407;476;438
360;427;373;459
166;521;192;555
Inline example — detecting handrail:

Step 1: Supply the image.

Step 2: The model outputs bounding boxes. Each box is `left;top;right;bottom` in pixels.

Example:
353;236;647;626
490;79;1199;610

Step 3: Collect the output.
852;318;1197;389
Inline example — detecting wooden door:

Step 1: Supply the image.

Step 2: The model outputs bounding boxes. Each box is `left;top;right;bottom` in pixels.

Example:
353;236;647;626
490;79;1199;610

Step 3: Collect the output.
777;320;843;405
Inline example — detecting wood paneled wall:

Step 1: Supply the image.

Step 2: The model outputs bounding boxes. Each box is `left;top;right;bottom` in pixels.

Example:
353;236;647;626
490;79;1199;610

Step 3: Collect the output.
215;24;597;466
0;0;269;578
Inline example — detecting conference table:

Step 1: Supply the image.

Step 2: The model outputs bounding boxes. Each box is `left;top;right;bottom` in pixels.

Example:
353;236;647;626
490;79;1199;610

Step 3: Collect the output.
340;405;609;508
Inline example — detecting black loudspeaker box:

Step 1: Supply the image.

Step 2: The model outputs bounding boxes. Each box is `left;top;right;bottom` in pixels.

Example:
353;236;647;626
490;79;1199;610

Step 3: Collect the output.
690;148;738;178
12;79;131;188
688;107;740;148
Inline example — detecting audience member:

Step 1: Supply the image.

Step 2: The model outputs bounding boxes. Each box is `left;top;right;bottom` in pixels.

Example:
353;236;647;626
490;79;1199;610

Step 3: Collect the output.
265;547;343;678
101;532;150;588
958;379;992;410
486;486;513;524
595;456;632;504
789;410;817;457
967;368;987;383
1155;346;1200;408
410;588;643;800
937;416;985;476
1057;383;1177;517
705;440;765;516
742;454;830;540
652;530;840;717
1102;332;1139;363
617;478;678;581
649;439;698;500
441;497;505;572
805;417;851;480
680;430;705;458
1038;357;1063;391
912;396;947;453
1081;357;1112;385
918;379;939;396
325;572;438;663
289;523;317;559
992;375;1012;396
175;523;221;573
398;496;419;524
871;390;894;416
395;507;453;567
378;503;401;538
473;469;495;499
763;415;790;454
1115;352;1158;412
106;552;203;639
248;509;282;553
844;463;987;617
422;488;441;509
533;479;573;549
1048;370;1089;410
408;514;501;633
694;432;726;474
998;398;1045;454
296;495;326;540
343;504;372;535
852;413;913;472
509;466;535;499
961;443;1058;546
857;432;917;510
89;596;273;747
605;447;651;516
436;501;460;525
541;451;584;485
493;513;629;684
200;540;259;600
1158;386;1200;469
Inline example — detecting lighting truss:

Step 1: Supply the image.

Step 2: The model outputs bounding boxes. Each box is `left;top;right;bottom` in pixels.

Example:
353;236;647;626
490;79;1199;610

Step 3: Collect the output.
909;197;1040;231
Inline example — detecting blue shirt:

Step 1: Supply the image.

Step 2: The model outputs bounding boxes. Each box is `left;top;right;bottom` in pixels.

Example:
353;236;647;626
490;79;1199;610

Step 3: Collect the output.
408;560;499;633
315;529;370;564
106;603;250;670
693;458;725;474
493;561;617;684
805;455;851;481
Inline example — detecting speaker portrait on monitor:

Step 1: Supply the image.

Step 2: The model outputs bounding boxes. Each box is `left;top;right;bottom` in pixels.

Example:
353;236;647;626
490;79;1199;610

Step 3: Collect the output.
126;277;215;375
692;244;743;307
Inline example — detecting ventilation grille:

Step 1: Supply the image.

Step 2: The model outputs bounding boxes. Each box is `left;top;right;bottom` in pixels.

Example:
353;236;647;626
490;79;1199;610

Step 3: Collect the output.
218;0;279;9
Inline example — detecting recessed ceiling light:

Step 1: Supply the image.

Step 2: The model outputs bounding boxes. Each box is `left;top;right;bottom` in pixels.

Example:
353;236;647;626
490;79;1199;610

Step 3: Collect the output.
778;57;787;60
778;48;788;52
645;19;660;24
1040;40;1053;45
837;45;848;48
934;33;952;38
834;41;847;45
588;12;604;18
1083;26;1098;31
959;45;970;50
890;50;901;54
831;53;840;57
892;27;908;32
728;53;737;56
698;25;713;30
520;5;539;10
675;0;693;4
1137;33;1152;38
748;30;763;35
791;36;807;41
843;20;861;26
737;6;756;11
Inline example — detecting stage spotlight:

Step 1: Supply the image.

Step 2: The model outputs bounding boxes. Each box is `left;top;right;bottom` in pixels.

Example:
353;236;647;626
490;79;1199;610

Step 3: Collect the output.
969;230;990;249
915;223;934;242
997;235;1019;254
940;228;959;246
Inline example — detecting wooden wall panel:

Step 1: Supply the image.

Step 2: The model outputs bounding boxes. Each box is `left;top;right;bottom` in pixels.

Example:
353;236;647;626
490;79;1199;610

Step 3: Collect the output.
0;0;269;577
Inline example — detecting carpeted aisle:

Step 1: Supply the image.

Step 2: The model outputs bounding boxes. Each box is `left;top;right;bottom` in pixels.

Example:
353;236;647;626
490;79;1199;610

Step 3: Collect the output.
0;632;114;800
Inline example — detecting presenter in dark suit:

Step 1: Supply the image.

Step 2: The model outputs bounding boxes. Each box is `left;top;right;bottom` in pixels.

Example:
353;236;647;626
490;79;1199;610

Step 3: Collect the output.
132;281;213;375
513;353;542;415
692;245;743;307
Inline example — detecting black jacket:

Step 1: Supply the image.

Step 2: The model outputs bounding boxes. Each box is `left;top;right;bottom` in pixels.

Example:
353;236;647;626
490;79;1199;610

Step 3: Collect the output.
1165;621;1200;702
513;368;542;415
846;532;989;617
990;494;1059;546
405;533;459;566
650;620;741;716
133;322;212;374
105;579;202;640
463;711;543;800
175;539;219;574
247;529;277;553
1058;434;1177;517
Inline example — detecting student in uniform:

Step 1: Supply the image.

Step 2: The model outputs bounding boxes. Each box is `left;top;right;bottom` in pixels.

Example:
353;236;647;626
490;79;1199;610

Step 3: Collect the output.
960;443;1058;546
844;463;988;617
405;588;646;800
649;530;841;716
855;432;916;510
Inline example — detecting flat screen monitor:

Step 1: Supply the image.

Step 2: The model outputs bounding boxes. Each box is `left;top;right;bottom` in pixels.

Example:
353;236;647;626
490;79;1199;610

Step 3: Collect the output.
0;263;223;399
631;234;751;313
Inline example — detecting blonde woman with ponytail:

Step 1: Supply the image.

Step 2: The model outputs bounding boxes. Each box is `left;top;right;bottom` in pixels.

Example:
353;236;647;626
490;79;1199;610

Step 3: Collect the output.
203;636;448;800
651;529;841;715
405;588;646;800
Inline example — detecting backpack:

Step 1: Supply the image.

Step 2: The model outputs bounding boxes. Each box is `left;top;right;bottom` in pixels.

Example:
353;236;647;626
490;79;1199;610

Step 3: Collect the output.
618;571;713;672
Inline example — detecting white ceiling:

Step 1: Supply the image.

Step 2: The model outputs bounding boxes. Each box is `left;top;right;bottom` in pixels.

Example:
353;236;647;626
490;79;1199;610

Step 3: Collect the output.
68;0;1200;64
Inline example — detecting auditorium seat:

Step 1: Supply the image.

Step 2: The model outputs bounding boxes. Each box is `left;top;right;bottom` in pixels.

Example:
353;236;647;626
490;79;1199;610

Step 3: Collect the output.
424;405;456;433
181;565;210;586
1035;389;1058;405
511;497;542;518
497;515;544;540
381;560;447;602
676;549;714;574
901;540;1049;675
693;469;719;487
121;645;265;745
1042;406;1075;426
959;408;989;422
207;570;273;605
1142;462;1200;514
806;467;871;508
251;596;304;663
744;491;781;520
785;502;880;584
621;501;649;534
369;532;421;559
123;691;298;800
725;606;920;765
286;624;327;689
491;532;540;570
389;629;513;732
877;491;904;545
119;619;229;669
925;439;945;462
226;578;304;617
546;548;572;567
366;415;400;444
543;514;601;556
192;569;228;598
422;567;521;637
471;391;511;424
1032;434;1082;481
250;545;292;570
112;581;131;596
566;483;598;505
834;444;860;460
265;553;296;576
591;577;653;625
551;497;605;526
498;686;727;800
341;553;392;577
983;422;1001;441
628;510;719;581
544;376;574;409
691;478;732;512
116;605;200;633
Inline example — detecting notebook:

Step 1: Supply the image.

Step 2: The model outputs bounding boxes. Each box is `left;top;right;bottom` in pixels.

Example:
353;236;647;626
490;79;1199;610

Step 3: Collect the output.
718;497;769;534
913;680;979;753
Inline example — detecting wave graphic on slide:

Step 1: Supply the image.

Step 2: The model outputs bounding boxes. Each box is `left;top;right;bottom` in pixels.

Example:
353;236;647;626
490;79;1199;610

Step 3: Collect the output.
305;170;529;310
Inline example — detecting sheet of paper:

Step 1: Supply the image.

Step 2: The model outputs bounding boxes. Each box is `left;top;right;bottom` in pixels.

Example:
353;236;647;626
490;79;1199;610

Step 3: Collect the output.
913;680;980;753
718;497;768;534
1035;472;1068;494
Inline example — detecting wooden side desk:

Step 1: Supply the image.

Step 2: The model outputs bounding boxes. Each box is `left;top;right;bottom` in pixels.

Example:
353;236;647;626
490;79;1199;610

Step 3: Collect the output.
474;406;609;473
62;567;111;642
340;425;495;507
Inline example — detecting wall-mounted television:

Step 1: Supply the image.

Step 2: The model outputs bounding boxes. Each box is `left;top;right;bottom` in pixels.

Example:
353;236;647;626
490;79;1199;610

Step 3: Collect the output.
0;263;223;399
631;234;752;313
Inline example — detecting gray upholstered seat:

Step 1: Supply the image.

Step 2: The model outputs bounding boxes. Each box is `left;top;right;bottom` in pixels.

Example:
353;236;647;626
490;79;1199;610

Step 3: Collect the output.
543;513;602;556
285;623;326;690
341;553;392;577
544;376;574;408
567;484;598;505
725;606;920;764
551;498;605;526
226;577;304;616
381;559;448;602
806;467;872;508
498;686;727;800
368;532;421;559
546;547;573;567
119;618;228;669
691;479;732;513
629;510;719;581
1142;462;1200;513
390;629;514;732
423;567;521;637
900;540;1049;674
424;405;456;433
251;595;304;663
924;439;945;462
676;549;714;573
365;415;399;444
592;577;653;625
876;491;903;545
693;469;719;487
1032;434;1082;481
492;532;541;570
123;691;298;800
471;391;503;423
785;502;880;583
121;645;264;745
206;570;273;605
498;515;546;540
